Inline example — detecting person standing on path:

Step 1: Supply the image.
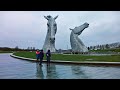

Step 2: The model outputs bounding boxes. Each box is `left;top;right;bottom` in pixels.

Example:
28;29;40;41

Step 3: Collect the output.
39;49;44;66
36;49;40;61
46;50;51;66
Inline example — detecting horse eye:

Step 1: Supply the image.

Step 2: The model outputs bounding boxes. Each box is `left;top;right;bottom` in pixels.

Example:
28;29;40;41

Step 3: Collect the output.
54;24;56;26
47;23;49;27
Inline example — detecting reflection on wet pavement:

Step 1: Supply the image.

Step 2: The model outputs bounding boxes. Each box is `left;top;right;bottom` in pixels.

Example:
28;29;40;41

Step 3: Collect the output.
0;53;120;79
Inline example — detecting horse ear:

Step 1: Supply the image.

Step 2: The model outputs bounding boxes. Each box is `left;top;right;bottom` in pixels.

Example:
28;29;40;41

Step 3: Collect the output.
54;15;58;20
69;28;73;30
44;16;49;20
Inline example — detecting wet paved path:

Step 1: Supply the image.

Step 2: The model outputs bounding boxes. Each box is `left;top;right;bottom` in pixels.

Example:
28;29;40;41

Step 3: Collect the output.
0;53;120;79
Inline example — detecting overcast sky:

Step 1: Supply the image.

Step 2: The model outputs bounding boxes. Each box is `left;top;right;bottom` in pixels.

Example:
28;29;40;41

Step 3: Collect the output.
0;11;120;49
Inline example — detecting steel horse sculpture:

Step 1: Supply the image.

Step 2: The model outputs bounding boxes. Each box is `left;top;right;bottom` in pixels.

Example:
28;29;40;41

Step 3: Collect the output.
42;15;58;52
70;22;89;52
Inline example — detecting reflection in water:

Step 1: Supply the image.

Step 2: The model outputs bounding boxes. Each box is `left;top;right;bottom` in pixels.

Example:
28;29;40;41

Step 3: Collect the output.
46;64;59;79
36;63;44;79
71;66;89;79
36;63;59;79
1;54;120;79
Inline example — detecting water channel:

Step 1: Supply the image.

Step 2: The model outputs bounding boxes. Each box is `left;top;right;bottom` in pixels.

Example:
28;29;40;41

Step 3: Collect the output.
0;53;120;79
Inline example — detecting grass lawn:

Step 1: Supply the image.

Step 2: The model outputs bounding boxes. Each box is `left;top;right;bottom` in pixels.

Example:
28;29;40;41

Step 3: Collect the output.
13;51;120;62
0;51;13;53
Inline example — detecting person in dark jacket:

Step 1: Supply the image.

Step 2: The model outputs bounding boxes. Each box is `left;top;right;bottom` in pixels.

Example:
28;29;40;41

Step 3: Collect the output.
36;49;40;61
39;49;44;65
46;50;51;66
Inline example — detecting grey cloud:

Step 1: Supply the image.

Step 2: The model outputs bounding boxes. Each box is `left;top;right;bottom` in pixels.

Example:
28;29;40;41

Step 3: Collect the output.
0;11;120;49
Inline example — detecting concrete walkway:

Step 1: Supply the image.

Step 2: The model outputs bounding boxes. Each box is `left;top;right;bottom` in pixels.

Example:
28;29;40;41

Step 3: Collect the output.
10;53;120;66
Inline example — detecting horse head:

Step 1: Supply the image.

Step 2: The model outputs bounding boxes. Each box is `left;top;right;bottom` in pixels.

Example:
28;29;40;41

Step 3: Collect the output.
70;22;89;35
44;15;58;43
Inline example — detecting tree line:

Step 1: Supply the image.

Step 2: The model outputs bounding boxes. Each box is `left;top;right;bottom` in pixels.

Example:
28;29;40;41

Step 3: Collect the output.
0;46;37;51
88;42;120;50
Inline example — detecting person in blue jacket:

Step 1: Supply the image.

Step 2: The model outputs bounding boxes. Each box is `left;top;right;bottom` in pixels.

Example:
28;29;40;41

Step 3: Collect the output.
39;49;44;65
46;50;51;66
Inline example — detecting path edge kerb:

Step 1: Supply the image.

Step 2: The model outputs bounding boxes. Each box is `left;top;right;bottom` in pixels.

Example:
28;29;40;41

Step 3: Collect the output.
10;53;120;66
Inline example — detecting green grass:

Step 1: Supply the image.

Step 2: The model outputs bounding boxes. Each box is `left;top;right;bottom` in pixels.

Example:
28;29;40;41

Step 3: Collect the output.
13;51;120;62
0;51;13;53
